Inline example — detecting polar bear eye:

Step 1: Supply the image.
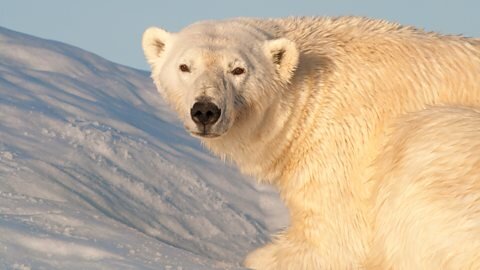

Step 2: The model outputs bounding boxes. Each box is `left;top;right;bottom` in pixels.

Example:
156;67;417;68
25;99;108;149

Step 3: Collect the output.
179;64;190;73
231;67;245;75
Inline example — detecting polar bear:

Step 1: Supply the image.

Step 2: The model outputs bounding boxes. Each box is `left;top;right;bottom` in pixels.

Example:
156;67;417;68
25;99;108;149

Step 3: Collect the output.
142;17;480;269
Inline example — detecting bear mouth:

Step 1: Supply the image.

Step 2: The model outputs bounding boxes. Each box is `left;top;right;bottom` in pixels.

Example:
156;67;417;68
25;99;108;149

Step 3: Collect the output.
191;131;221;139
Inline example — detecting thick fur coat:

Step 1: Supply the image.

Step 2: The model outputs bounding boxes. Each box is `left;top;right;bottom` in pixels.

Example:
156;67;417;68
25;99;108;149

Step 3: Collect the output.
142;17;480;269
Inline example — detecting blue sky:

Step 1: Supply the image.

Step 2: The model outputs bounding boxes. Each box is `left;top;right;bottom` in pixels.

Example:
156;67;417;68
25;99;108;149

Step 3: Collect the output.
1;0;479;71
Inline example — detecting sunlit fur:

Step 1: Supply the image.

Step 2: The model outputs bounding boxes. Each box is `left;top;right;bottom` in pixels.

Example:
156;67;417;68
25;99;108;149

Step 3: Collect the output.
143;16;480;269
367;106;480;270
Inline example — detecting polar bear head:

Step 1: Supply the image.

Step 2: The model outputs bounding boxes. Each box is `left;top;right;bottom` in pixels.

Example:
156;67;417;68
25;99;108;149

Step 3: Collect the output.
142;20;298;139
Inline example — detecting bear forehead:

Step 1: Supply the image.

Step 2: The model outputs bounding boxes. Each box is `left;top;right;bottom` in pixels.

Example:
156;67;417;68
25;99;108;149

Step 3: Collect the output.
178;20;270;44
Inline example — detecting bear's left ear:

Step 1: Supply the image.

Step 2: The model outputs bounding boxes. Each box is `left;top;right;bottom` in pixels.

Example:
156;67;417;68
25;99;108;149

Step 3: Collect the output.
263;38;299;82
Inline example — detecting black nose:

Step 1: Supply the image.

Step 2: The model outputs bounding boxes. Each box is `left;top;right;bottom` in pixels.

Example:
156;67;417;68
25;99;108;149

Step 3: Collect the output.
190;101;221;126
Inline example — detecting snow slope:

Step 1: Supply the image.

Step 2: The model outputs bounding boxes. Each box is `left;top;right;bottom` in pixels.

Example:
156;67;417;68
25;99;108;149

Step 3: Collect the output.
0;26;288;269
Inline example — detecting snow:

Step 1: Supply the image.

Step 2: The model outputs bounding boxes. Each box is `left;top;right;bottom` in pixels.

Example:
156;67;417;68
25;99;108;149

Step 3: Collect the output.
0;26;288;269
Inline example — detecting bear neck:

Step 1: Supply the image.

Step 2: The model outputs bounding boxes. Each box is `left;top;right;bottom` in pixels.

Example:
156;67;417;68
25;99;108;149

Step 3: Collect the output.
202;87;299;183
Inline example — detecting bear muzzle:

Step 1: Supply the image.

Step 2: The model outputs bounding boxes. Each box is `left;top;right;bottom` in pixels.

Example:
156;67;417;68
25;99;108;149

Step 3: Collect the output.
189;99;222;138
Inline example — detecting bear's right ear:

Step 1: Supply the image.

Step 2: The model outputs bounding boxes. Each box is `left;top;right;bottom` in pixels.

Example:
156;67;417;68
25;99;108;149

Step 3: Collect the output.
142;27;173;65
263;38;299;83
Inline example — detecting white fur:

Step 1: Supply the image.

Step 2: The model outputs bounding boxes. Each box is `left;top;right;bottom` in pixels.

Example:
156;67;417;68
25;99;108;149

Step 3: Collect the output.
143;16;480;269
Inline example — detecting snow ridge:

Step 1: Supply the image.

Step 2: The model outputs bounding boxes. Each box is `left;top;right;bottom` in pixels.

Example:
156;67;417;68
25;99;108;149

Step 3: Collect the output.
0;26;287;269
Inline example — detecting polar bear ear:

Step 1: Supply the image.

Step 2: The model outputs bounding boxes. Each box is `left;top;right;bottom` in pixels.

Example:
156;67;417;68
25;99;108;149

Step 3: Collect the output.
263;38;299;82
142;27;173;65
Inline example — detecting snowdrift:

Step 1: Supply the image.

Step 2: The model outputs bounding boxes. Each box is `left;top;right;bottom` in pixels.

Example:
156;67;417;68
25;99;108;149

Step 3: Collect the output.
0;26;287;269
